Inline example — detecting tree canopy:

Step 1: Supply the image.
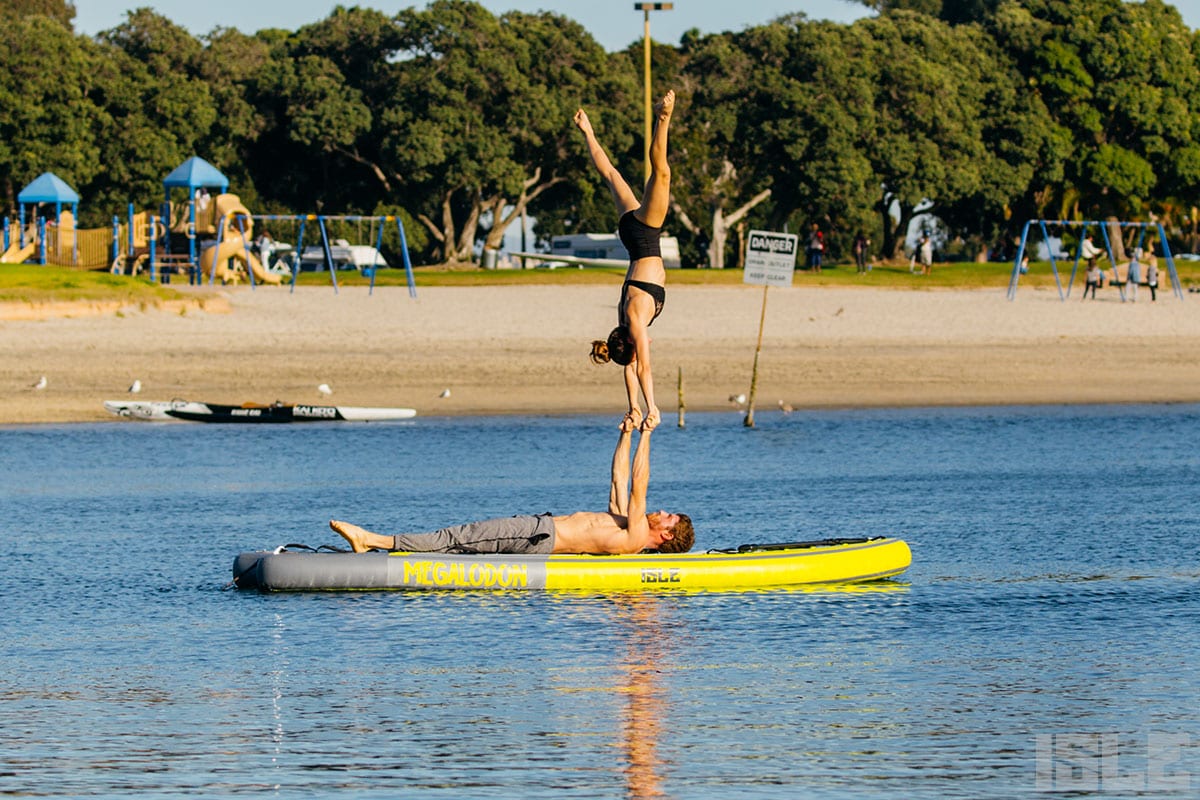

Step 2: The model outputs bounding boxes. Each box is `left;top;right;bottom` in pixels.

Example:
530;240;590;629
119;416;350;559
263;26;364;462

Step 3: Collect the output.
1;0;1198;265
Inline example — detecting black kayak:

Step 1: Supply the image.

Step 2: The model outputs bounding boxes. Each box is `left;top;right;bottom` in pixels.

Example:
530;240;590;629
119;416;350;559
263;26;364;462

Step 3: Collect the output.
165;402;417;423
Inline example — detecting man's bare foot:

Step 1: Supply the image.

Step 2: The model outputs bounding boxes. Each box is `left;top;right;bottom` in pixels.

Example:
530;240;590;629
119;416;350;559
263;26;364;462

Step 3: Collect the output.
330;519;372;553
654;90;675;121
574;108;594;137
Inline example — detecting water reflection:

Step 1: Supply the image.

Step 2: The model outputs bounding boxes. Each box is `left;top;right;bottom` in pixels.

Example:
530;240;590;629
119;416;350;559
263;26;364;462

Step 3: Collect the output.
616;596;669;800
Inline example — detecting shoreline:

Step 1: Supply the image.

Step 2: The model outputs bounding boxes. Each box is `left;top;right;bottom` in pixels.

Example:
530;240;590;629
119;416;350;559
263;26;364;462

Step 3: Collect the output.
2;284;1197;425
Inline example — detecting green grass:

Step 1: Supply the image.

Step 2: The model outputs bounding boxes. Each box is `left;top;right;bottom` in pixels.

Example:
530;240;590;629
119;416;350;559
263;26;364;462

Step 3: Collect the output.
0;263;191;305
303;257;1200;290
5;258;1198;303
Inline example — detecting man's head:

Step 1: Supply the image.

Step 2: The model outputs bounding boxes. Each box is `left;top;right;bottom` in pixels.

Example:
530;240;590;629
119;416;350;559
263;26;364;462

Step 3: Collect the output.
647;511;694;553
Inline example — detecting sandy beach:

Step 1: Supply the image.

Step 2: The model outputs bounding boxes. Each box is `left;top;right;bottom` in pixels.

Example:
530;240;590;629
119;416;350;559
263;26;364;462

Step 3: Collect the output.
1;282;1197;424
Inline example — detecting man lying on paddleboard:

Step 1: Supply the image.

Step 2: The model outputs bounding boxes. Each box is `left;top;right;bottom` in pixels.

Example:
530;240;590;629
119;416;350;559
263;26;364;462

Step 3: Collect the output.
330;416;693;556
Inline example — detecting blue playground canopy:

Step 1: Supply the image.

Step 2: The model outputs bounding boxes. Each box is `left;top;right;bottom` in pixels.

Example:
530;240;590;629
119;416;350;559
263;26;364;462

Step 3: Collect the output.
162;156;229;192
11;172;80;256
17;172;80;204
162;157;229;278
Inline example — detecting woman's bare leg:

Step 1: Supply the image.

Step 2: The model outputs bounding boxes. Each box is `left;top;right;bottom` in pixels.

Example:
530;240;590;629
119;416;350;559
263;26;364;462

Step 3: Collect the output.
636;90;675;228
575;108;640;215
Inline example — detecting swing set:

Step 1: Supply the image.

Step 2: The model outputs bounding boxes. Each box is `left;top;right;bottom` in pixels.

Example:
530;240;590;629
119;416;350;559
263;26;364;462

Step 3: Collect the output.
241;213;417;297
1007;219;1184;301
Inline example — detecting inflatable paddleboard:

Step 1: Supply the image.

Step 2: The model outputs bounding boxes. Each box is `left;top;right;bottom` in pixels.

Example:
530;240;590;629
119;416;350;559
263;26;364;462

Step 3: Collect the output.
232;537;911;592
105;400;416;423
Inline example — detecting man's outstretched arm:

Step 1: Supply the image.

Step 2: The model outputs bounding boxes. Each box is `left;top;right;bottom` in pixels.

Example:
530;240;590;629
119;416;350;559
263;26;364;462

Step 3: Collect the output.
609;416;634;515
625;428;652;542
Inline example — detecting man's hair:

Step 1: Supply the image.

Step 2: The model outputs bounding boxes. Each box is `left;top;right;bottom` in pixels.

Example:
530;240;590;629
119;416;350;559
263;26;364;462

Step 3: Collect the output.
656;514;694;553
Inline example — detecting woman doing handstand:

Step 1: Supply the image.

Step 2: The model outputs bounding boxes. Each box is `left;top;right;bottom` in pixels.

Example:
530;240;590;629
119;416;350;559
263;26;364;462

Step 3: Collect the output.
576;90;675;432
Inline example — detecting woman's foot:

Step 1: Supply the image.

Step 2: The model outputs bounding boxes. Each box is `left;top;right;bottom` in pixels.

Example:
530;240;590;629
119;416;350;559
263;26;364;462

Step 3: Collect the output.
654;90;675;122
573;108;594;137
641;407;661;432
624;407;644;430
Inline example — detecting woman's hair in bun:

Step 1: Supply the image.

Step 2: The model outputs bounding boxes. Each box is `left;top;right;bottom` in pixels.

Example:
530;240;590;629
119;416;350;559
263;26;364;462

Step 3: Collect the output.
590;326;634;366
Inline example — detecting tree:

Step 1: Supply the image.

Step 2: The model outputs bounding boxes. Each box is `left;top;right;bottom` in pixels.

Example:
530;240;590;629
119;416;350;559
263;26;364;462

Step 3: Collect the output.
991;0;1200;231
671;30;775;267
192;28;274;206
386;0;619;263
0;0;74;25
0;15;100;215
854;0;1005;25
239;9;395;217
841;11;1040;258
84;10;218;219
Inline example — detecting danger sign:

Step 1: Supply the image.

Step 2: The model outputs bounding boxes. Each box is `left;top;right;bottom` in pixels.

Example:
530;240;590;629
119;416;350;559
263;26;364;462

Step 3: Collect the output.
743;230;798;287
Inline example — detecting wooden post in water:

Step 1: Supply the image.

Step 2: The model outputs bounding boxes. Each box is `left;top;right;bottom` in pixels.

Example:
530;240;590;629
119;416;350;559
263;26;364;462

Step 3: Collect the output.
744;284;769;428
677;366;686;428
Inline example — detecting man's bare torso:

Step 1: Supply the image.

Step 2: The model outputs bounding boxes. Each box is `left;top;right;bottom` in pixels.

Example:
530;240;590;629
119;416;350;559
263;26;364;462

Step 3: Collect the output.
552;511;638;554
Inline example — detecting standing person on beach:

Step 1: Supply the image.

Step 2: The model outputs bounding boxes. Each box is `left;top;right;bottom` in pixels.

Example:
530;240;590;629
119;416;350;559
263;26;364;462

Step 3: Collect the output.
807;223;825;272
578;90;676;432
853;232;870;274
1083;258;1101;300
1145;246;1159;302
919;234;934;275
1126;247;1142;302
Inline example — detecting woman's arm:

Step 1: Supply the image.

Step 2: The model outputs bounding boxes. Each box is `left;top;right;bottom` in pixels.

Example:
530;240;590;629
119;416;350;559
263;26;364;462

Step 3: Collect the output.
623;362;641;424
627;313;659;431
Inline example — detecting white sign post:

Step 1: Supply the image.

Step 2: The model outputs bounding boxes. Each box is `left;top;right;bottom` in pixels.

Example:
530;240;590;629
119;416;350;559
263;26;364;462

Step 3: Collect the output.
742;230;798;427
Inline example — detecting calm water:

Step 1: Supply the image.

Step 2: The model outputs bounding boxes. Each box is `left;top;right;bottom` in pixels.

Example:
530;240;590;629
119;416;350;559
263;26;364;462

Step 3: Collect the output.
1;406;1197;798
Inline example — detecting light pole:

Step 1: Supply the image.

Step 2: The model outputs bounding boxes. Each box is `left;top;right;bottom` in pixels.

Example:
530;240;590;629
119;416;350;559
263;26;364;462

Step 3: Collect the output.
634;3;673;185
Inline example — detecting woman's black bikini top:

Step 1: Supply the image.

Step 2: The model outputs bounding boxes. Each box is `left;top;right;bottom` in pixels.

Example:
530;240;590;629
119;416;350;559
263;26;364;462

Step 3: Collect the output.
619;280;665;328
619;211;663;261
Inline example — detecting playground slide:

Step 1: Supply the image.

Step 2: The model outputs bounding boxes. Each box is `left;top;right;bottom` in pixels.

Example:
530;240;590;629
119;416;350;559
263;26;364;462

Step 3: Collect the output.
201;238;282;285
242;250;279;285
1;242;37;264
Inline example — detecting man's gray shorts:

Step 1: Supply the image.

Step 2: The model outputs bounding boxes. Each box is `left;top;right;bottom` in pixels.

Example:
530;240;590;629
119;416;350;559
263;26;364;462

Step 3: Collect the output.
391;513;555;554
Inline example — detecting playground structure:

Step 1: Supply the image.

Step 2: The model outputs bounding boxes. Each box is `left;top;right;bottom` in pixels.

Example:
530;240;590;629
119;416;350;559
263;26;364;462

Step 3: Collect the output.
1;172;115;269
1008;219;1184;301
5;157;417;297
250;213;417;297
198;194;280;285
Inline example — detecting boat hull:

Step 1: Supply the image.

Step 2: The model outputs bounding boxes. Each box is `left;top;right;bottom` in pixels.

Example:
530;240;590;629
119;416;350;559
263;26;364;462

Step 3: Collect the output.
168;402;416;423
233;537;912;592
105;400;416;423
103;400;211;420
